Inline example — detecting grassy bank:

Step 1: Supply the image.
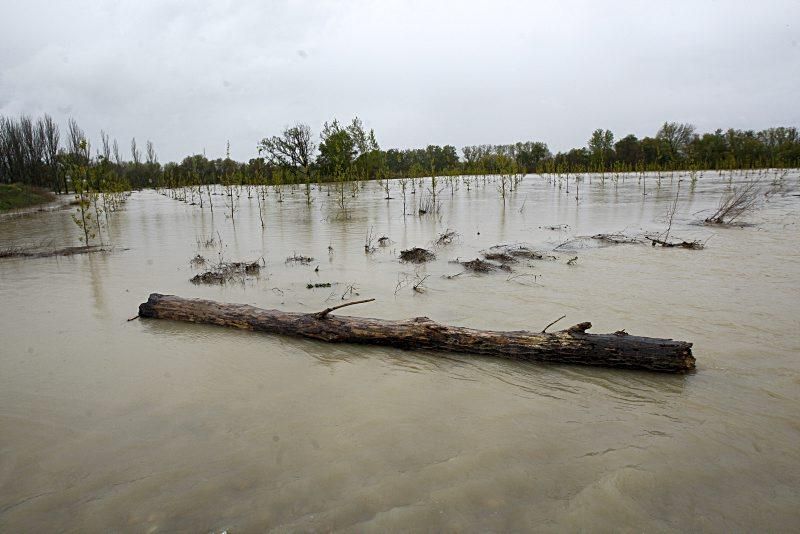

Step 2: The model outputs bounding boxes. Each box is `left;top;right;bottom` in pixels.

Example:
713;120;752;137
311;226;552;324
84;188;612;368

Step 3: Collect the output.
0;183;56;212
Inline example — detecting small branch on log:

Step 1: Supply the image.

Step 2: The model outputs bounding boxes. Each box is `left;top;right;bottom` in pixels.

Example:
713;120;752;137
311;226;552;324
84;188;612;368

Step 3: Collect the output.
315;298;375;319
541;314;566;333
138;294;696;373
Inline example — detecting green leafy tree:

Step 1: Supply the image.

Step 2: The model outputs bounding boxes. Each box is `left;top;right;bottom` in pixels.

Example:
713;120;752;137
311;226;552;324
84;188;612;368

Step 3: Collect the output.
68;139;95;244
258;123;316;204
588;129;615;171
656;122;696;164
317;120;355;177
614;134;642;168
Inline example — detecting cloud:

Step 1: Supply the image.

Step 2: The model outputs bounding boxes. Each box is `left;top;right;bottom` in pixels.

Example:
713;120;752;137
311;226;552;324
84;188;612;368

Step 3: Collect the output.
1;0;798;161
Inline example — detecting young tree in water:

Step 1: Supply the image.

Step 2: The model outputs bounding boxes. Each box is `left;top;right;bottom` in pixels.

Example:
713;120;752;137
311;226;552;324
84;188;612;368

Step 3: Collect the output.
258;123;316;205
221;141;239;225
68;138;95;244
318;119;355;212
656;122;696;165
497;154;518;203
398;177;408;215
318;120;355;175
588;128;614;172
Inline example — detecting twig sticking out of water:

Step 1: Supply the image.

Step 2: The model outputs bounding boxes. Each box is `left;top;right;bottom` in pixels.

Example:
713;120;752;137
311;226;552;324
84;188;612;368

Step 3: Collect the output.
341;284;360;300
413;274;429;293
364;226;376;254
506;273;541;286
659;179;682;243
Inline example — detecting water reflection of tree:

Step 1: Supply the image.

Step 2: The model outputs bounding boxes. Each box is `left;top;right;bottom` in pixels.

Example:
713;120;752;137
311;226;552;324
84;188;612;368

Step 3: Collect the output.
86;253;109;320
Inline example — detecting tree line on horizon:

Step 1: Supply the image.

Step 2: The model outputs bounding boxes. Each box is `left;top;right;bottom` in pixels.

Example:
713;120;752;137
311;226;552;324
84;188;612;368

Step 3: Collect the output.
1;112;799;194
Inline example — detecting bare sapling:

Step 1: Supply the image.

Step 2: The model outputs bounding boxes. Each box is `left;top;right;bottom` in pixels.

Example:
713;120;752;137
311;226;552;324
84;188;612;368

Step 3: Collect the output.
647;180;704;249
364;226;376;254
660;179;681;243
399;178;408;216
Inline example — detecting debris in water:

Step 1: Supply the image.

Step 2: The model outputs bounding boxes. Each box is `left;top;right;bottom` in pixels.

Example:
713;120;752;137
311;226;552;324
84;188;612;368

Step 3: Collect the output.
190;260;261;284
590;233;643;245
435;229;458;246
286;253;314;264
306;282;332;289
482;251;517;263
488;244;555;261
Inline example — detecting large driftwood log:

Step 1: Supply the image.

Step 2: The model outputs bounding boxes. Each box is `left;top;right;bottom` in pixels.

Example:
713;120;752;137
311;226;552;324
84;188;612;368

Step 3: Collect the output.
138;293;695;373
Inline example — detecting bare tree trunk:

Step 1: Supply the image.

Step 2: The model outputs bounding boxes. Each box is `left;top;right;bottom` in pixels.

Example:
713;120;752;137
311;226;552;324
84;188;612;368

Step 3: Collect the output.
138;294;695;373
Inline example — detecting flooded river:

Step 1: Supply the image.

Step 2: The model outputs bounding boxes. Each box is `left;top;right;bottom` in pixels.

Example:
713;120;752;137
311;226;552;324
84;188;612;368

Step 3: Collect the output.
1;172;799;531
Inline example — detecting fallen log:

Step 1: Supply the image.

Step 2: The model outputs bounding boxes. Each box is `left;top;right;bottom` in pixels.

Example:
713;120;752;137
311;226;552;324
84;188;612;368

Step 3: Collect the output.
138;293;695;373
0;245;110;259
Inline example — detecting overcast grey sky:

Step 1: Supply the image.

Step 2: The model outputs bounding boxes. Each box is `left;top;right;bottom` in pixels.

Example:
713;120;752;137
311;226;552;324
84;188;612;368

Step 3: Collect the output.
1;0;798;161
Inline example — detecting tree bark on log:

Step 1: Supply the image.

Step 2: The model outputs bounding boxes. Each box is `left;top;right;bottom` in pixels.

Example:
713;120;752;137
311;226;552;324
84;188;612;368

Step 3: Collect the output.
138;293;695;373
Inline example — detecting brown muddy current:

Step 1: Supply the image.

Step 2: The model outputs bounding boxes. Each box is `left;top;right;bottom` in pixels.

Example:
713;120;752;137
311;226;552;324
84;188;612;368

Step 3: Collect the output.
1;172;799;532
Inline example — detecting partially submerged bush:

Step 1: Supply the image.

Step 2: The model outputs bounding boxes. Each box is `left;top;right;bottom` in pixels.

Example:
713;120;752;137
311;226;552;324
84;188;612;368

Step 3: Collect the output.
400;247;435;263
705;181;761;224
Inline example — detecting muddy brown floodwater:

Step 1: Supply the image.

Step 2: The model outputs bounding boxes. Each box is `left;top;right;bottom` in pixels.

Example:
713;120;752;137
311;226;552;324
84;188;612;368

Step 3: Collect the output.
1;172;799;531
